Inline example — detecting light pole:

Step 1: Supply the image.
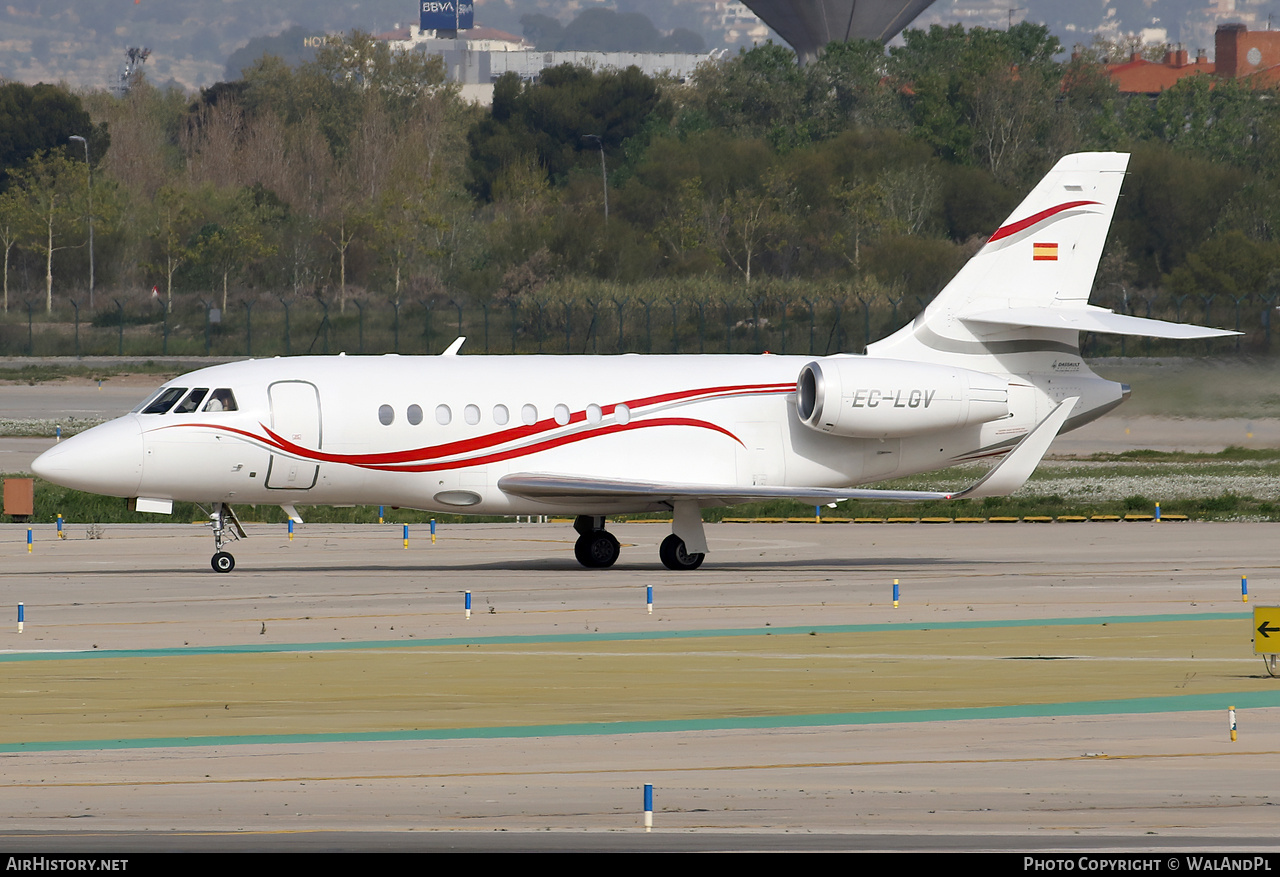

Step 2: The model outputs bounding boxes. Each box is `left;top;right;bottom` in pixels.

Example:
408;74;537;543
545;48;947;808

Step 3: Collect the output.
582;134;608;226
68;135;94;310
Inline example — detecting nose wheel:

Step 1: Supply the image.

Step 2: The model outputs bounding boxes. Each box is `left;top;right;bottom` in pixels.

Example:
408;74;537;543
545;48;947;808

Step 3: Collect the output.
204;502;246;573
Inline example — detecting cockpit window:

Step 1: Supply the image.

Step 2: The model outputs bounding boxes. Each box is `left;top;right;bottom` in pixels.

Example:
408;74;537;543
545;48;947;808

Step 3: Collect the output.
130;388;165;414
141;387;187;415
173;388;208;414
202;388;237;412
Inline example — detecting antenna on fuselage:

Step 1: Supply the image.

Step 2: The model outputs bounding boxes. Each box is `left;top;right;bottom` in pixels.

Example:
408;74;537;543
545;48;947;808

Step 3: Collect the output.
441;337;466;356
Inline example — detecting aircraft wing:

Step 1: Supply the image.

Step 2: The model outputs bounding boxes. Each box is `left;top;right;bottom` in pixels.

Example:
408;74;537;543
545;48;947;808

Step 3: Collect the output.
496;474;953;506
498;397;1079;508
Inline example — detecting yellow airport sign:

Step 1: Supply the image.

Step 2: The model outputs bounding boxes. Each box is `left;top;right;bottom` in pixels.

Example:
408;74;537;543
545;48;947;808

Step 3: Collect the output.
1253;605;1280;655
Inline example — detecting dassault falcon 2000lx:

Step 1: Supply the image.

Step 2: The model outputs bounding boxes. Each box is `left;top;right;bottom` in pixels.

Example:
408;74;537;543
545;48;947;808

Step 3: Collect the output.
34;153;1234;573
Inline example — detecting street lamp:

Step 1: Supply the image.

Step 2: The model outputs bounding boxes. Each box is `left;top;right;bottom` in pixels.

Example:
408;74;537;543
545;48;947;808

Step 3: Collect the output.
582;134;608;226
68;135;94;309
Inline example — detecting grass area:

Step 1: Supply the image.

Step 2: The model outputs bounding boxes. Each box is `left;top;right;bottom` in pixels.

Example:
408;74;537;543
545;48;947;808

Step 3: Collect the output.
0;363;181;384
1090;357;1280;418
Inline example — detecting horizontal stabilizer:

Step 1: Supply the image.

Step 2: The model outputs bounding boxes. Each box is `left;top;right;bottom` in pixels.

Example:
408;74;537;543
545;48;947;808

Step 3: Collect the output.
961;306;1237;339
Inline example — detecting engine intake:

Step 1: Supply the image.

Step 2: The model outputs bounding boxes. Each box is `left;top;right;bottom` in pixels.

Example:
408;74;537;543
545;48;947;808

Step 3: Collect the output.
796;358;1010;439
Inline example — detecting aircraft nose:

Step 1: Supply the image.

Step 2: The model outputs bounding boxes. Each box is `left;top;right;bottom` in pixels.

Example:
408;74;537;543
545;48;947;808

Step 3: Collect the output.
31;417;145;497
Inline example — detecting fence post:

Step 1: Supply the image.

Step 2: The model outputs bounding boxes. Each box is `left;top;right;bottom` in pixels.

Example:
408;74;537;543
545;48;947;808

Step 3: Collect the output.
353;299;365;354
278;297;291;355
244;299;253;356
393;299;401;353
612;297;627;353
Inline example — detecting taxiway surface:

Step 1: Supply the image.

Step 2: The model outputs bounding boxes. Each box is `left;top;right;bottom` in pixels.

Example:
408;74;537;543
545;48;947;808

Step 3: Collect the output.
0;520;1278;851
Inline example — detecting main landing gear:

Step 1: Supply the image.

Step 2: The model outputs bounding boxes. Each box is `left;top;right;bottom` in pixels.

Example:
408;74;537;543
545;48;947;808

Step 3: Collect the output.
206;502;246;573
571;503;708;571
574;515;621;568
659;533;704;571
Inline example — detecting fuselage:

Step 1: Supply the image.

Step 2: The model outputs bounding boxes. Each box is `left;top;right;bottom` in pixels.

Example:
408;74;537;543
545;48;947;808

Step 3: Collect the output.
32;352;1126;516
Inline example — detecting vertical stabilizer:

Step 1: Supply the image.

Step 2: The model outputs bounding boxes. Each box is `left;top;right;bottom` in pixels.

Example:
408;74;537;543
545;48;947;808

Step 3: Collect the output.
868;152;1130;369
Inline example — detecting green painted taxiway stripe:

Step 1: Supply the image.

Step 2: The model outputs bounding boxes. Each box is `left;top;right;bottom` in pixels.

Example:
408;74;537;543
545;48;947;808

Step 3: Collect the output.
0;611;1250;663
3;689;1278;753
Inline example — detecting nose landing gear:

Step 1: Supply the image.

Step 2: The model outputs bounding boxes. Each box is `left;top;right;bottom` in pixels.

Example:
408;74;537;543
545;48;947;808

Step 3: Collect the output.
204;502;246;573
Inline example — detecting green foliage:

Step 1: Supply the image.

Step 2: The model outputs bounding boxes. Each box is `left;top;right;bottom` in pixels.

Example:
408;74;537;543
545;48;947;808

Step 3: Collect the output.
467;65;670;202
1163;230;1280;302
1112;145;1246;285
9;20;1280;344
0;83;106;190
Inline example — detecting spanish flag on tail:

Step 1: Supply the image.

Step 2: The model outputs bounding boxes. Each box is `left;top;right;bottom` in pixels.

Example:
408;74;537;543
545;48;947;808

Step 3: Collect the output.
1032;242;1058;261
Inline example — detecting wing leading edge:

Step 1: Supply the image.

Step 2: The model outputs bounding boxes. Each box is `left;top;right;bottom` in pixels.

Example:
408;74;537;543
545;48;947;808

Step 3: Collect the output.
498;398;1078;508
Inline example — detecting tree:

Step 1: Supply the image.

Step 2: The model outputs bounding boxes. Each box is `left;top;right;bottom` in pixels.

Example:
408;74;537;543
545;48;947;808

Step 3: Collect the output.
1164;230;1280;304
806;40;905;135
6;152;86;312
191;186;281;310
685;44;812;147
0;82;106;190
889;22;1064;184
715;168;797;284
0;186;23;312
147;185;202;312
467;65;669;201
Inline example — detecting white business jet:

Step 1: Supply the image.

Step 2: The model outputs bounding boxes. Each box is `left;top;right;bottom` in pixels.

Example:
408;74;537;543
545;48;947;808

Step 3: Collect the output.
33;153;1232;572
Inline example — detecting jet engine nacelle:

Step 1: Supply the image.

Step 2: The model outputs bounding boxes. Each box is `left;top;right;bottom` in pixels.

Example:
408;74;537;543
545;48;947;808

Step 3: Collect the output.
796;358;1011;439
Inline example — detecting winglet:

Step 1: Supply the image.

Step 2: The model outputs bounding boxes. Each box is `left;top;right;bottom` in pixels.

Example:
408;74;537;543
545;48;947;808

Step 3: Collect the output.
442;337;466;355
951;397;1078;500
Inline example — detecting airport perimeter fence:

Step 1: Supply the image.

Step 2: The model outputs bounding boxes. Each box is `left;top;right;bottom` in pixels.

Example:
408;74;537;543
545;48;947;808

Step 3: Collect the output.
0;288;1272;360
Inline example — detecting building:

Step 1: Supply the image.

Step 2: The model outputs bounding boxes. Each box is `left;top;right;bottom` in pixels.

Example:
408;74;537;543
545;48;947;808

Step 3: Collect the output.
380;24;715;104
1105;22;1280;95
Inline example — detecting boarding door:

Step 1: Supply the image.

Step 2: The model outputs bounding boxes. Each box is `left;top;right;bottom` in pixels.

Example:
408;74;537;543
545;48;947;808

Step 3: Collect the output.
266;380;321;490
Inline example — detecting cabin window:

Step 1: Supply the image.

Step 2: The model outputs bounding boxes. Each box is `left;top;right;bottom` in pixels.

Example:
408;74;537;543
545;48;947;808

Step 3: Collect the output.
464;404;481;425
586;403;602;424
436;404;452;425
142;387;187;414
553;404;571;426
203;389;237;412
378;404;394;426
173;389;209;414
521;404;537;425
407;404;423;425
493;404;509;426
616;403;631;425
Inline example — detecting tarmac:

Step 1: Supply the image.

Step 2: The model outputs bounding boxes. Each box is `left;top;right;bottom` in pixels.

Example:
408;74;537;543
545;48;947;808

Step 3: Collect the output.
0;519;1278;852
3;377;1280;852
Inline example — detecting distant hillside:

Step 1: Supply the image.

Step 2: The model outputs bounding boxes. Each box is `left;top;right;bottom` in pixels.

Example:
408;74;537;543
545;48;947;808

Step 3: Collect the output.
0;0;418;92
6;0;1275;94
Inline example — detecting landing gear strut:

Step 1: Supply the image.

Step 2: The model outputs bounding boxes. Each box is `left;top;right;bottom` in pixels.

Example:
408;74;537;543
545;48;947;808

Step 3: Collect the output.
573;515;620;568
206;502;246;573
